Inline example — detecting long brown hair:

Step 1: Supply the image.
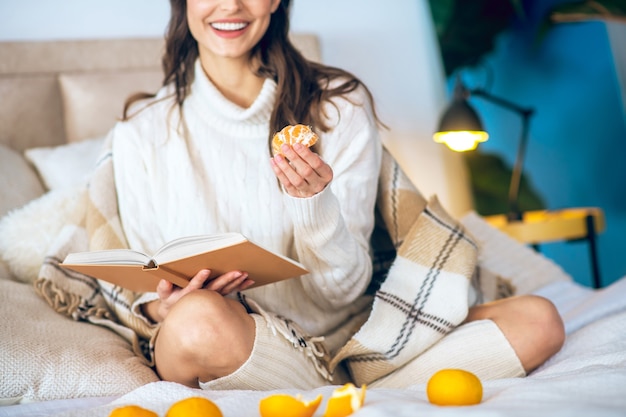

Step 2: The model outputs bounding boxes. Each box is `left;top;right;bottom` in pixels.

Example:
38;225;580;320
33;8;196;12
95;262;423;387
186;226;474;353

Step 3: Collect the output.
123;0;384;150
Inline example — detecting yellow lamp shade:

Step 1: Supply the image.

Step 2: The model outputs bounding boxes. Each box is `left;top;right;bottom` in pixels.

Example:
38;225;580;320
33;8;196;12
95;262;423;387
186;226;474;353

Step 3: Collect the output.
433;130;489;152
434;76;489;152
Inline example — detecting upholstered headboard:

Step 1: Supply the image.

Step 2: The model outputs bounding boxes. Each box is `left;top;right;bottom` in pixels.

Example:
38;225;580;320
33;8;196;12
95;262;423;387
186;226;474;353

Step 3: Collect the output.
0;34;321;152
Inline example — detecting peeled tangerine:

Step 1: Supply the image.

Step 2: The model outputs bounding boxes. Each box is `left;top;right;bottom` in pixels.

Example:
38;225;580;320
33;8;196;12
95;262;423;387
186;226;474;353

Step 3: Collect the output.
259;393;323;417
271;124;318;156
323;383;367;417
426;369;483;406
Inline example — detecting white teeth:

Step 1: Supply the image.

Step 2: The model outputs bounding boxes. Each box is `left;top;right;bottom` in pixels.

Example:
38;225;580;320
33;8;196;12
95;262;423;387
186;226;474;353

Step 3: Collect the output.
211;22;247;31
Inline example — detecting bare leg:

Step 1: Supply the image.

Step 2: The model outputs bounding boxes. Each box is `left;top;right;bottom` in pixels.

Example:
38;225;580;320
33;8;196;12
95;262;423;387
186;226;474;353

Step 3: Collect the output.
466;295;565;373
154;290;256;387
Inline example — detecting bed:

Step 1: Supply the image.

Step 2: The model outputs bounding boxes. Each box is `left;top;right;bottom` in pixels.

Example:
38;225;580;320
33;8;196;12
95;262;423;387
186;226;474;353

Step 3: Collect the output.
1;35;625;417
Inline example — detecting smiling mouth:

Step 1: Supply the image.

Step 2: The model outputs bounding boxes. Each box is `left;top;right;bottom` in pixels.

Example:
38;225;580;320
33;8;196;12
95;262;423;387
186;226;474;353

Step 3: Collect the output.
210;22;249;31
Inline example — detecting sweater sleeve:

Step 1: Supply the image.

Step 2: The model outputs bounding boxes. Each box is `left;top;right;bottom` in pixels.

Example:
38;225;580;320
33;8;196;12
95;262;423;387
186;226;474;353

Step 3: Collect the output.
282;86;382;309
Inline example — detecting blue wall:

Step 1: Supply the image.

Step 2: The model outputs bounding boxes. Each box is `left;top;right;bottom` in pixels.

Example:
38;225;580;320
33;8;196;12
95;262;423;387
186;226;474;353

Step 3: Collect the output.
458;1;626;287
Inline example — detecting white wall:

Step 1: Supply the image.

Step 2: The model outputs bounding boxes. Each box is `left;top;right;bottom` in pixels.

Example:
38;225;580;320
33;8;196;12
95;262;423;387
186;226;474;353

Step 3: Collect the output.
0;0;472;217
0;0;171;41
290;0;473;217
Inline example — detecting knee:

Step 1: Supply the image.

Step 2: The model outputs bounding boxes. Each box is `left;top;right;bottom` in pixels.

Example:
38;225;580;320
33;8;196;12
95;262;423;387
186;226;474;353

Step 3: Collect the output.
165;291;254;352
468;294;565;373
156;291;255;382
522;295;565;355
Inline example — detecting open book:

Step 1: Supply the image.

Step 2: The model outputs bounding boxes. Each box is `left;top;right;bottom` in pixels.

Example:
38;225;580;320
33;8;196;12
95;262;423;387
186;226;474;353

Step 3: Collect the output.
60;233;308;292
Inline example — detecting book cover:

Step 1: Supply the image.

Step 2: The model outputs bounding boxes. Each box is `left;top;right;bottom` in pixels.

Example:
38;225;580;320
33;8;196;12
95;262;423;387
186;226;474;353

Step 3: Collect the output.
60;233;309;292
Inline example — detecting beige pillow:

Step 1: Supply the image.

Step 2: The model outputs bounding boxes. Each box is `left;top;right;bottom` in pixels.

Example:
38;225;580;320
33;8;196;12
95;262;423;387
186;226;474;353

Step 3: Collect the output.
59;70;162;143
0;143;45;219
0;279;159;403
0;144;45;282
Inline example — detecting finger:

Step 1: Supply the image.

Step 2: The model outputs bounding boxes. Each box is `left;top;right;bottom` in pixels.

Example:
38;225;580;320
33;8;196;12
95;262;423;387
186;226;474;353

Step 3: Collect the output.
220;278;254;294
293;143;333;182
279;144;332;190
279;144;310;178
273;150;311;190
237;279;256;291
156;279;174;299
270;154;301;192
204;271;244;292
187;269;211;291
219;273;250;295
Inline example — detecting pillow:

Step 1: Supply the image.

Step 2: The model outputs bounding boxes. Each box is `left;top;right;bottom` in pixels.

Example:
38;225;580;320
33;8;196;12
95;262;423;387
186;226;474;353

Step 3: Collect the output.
0;279;159;403
59;70;162;143
24;136;105;190
0;143;45;219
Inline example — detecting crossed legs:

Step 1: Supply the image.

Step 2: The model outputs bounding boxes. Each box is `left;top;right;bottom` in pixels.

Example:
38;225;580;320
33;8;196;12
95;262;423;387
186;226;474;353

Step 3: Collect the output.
153;291;565;388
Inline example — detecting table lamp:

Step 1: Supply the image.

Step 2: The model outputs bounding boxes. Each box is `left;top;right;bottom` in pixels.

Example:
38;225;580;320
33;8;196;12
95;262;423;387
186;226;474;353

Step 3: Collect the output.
433;75;535;221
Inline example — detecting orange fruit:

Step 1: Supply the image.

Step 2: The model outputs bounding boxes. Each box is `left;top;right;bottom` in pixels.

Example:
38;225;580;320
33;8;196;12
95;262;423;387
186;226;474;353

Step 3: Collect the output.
259;393;323;417
426;369;483;406
322;383;367;417
108;405;158;417
165;396;223;417
271;124;318;156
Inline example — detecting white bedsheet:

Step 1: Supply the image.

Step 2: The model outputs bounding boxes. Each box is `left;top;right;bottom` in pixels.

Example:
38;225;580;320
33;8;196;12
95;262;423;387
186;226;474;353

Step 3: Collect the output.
3;277;626;417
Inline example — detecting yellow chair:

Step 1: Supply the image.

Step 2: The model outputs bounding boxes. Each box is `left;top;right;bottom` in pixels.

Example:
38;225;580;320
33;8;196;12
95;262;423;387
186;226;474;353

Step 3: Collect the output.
484;207;606;288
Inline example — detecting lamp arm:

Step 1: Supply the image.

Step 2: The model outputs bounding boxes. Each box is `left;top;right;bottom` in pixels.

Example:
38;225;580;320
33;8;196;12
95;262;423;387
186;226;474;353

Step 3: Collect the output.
470;89;535;221
508;111;532;221
470;89;533;116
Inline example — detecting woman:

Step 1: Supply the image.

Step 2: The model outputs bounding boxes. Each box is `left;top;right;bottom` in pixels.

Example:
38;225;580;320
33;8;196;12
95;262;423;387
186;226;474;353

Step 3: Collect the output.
114;0;382;389
110;0;564;390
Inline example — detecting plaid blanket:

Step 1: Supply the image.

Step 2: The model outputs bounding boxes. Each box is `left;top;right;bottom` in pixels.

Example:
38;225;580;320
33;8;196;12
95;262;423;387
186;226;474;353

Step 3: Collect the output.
329;150;481;384
32;138;569;381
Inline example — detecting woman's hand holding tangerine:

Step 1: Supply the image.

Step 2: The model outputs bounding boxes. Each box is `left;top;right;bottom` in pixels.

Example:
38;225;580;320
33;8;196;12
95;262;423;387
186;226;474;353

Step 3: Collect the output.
270;143;333;198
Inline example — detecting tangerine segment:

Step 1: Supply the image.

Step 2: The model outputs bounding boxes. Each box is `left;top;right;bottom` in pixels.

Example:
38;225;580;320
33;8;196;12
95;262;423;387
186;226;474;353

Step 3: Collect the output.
165;396;223;417
323;383;367;417
426;368;483;406
272;124;318;156
259;393;323;417
108;405;158;417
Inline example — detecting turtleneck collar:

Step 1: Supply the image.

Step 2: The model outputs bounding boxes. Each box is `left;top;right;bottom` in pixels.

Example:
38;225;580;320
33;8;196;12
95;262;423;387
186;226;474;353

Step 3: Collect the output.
185;59;276;133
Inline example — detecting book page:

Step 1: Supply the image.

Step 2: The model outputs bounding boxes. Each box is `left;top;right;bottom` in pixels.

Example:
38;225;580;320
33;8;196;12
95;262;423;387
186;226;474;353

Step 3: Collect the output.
63;249;151;266
153;233;247;265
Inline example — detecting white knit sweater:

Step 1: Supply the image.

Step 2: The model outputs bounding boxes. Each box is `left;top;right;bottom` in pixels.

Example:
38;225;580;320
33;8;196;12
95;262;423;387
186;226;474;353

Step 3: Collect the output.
112;60;382;351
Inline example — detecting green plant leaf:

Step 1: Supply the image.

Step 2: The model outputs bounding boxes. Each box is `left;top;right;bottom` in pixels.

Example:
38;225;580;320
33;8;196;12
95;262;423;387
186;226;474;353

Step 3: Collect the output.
464;151;545;216
428;0;456;37
428;0;523;75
